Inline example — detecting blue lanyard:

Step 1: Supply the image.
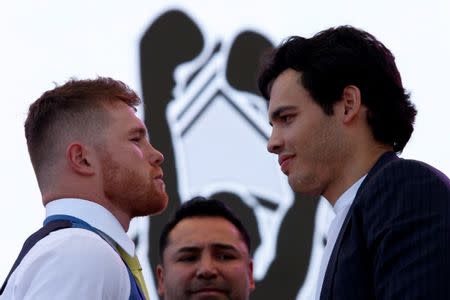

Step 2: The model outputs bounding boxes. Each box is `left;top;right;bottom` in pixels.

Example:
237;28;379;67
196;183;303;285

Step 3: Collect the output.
44;214;94;229
43;214;145;300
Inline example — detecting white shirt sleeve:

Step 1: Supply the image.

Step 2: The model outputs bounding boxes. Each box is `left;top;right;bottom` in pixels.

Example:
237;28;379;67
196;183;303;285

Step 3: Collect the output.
2;228;130;300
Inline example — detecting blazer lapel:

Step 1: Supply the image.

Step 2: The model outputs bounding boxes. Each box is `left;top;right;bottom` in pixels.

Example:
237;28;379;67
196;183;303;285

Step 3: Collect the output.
319;151;398;299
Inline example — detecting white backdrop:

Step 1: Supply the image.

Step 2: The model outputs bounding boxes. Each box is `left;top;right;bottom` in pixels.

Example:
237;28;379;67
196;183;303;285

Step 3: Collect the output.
1;0;449;298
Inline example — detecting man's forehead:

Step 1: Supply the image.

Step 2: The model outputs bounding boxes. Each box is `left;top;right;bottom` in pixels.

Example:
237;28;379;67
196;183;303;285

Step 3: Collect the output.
106;101;147;128
167;217;245;249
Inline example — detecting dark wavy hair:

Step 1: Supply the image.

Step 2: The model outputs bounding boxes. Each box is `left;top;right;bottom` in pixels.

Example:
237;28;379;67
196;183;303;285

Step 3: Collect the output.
159;196;251;261
258;25;416;152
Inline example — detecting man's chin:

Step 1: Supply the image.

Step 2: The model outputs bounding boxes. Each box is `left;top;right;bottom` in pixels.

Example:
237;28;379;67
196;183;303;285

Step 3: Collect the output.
130;193;169;217
146;192;169;215
151;193;169;215
289;178;321;197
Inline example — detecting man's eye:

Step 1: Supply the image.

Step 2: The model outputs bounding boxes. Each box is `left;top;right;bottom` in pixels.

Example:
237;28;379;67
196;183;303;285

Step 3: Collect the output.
130;137;141;143
216;253;236;261
280;115;293;123
178;255;197;263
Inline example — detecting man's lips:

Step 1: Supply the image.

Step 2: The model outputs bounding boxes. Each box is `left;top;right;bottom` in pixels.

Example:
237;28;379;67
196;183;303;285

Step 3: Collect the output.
189;288;227;296
153;172;166;192
153;169;164;180
192;288;225;293
189;283;229;295
278;155;294;174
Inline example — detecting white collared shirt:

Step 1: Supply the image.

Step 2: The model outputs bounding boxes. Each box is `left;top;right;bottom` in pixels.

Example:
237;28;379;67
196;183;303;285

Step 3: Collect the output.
1;198;133;300
315;175;366;300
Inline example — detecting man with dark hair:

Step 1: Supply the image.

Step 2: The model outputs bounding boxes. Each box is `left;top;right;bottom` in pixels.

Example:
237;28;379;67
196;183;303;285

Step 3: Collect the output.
1;77;168;299
156;197;255;300
258;25;450;299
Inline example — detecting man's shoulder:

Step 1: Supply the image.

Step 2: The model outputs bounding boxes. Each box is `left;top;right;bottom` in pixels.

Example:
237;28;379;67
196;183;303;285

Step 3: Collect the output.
355;156;450;213
370;156;449;187
19;227;125;274
4;228;131;299
352;156;449;209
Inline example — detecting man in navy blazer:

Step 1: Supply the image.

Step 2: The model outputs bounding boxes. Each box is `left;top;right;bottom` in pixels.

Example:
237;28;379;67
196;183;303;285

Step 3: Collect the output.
257;26;450;299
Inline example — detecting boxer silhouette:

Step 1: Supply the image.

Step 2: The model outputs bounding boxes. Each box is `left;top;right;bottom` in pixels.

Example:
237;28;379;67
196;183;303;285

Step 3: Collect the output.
138;9;332;299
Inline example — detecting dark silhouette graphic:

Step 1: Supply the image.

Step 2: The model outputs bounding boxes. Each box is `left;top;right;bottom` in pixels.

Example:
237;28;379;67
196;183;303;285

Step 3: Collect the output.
140;9;320;299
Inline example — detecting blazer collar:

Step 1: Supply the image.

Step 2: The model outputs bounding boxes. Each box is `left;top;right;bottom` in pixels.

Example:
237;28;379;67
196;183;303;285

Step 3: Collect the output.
354;151;398;200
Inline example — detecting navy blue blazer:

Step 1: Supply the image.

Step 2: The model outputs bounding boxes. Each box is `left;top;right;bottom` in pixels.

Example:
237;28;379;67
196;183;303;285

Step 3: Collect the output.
320;152;450;300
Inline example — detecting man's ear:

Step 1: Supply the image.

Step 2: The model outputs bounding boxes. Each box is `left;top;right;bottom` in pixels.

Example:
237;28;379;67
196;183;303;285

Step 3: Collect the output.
156;264;165;296
340;85;362;123
66;143;96;176
248;259;255;291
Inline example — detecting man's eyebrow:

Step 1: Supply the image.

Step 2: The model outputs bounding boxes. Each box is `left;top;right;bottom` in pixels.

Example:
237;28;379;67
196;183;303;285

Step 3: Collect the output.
175;246;201;253
175;243;238;253
129;126;148;138
211;243;239;251
269;105;297;124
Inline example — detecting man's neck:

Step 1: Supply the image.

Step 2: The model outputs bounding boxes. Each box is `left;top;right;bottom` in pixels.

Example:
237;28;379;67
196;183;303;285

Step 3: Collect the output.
43;192;131;231
323;146;392;205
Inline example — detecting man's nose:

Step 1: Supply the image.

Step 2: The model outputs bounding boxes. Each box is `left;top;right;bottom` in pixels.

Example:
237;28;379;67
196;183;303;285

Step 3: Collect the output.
267;129;282;154
148;143;164;166
196;256;218;280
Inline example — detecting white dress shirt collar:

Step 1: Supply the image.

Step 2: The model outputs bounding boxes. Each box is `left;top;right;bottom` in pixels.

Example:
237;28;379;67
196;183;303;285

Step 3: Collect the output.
315;174;367;300
333;174;367;213
45;198;135;256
